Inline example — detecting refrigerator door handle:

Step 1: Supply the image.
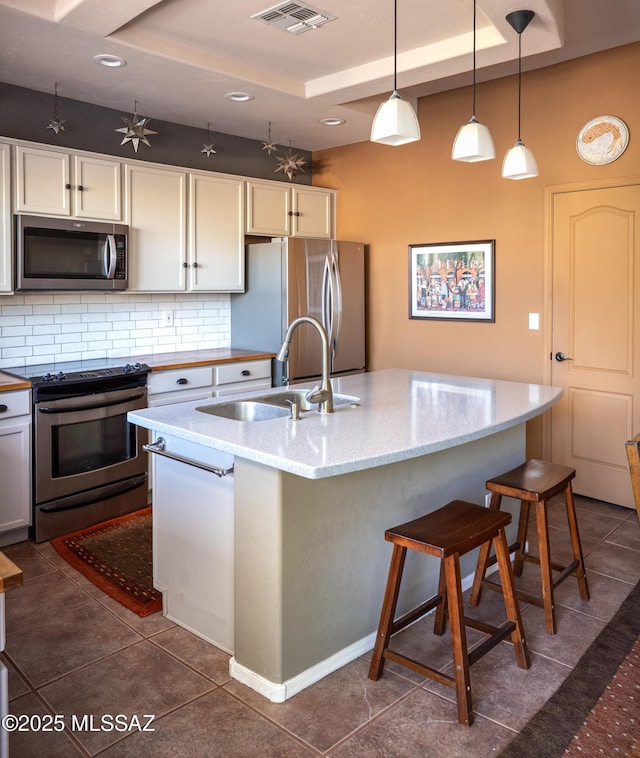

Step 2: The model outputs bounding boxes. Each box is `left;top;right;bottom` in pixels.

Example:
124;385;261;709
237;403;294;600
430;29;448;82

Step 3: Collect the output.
322;254;334;347
331;252;343;357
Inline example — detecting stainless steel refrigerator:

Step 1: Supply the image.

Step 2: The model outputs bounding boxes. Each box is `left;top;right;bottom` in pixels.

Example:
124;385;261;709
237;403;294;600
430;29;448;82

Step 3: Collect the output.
231;238;366;386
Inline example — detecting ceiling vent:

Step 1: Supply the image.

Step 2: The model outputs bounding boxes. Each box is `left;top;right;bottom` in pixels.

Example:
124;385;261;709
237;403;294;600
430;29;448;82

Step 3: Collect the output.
251;2;337;35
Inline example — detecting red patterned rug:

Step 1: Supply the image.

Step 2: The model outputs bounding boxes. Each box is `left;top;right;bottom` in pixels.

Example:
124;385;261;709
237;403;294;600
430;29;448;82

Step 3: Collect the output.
50;507;162;617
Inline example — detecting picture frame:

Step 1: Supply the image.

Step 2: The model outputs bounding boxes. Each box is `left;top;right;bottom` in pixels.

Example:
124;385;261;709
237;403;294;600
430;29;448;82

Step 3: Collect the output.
409;239;495;322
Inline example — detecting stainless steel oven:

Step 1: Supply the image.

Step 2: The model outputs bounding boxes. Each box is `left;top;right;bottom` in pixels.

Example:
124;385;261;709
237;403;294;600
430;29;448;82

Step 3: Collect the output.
30;362;150;542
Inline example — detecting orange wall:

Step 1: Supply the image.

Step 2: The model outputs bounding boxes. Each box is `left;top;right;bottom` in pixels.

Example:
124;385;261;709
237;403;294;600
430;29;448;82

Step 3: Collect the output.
313;43;639;390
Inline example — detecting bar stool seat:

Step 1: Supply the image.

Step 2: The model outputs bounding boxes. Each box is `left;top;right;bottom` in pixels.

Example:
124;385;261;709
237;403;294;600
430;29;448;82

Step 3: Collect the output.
470;459;590;635
368;500;530;727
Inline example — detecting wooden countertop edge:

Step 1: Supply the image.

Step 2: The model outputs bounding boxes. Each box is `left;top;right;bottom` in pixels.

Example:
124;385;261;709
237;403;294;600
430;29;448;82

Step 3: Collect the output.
0;551;23;593
0;374;31;392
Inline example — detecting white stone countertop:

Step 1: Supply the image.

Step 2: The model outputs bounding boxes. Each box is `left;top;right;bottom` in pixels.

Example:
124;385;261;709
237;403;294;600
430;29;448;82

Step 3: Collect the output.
128;369;562;479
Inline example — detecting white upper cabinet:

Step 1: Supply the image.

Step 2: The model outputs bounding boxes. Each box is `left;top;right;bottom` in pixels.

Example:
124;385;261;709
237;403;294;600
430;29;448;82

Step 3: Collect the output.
14;145;122;220
0;143;11;293
188;173;244;292
125;163;187;292
246;181;334;238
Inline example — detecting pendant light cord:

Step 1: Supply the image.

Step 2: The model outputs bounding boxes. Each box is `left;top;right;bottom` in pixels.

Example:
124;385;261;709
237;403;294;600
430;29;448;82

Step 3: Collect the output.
472;0;476;117
517;31;522;141
393;0;398;92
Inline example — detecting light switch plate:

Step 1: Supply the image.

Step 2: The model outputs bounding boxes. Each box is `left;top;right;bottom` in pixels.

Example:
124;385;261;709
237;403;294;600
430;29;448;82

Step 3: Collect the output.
528;313;540;330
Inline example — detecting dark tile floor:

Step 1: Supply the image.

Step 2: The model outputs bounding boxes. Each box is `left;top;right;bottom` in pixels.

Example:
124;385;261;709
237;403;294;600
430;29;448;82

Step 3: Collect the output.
2;495;638;757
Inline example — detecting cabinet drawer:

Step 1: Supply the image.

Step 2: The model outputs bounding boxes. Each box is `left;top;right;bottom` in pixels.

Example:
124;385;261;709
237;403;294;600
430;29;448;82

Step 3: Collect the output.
214;360;271;386
215;378;272;397
148;366;214;395
0;390;31;420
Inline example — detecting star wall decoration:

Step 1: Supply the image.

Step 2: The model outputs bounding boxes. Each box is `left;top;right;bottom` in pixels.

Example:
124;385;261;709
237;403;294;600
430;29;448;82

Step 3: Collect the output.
201;122;216;157
47;82;65;135
115;101;157;152
262;122;277;155
275;143;306;181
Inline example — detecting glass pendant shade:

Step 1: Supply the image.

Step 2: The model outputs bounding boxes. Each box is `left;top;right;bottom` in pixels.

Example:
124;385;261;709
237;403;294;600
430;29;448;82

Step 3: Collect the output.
370;91;420;145
502;139;538;179
452;116;495;161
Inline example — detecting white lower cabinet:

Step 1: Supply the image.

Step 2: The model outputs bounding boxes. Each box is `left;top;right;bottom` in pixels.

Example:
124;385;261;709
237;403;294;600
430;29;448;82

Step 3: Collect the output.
214;359;271;396
147;366;215;407
151;432;234;652
0;390;32;545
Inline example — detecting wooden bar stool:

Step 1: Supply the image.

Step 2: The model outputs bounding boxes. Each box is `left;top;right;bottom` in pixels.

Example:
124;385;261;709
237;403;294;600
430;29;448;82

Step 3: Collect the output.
470;459;590;635
368;500;530;727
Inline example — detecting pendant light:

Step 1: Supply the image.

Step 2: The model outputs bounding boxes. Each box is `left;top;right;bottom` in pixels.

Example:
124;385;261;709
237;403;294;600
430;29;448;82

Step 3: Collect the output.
502;10;538;179
452;0;495;162
370;0;420;146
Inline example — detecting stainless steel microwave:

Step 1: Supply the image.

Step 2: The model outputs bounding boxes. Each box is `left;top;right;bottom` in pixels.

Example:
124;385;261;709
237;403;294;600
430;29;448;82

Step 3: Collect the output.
15;215;128;291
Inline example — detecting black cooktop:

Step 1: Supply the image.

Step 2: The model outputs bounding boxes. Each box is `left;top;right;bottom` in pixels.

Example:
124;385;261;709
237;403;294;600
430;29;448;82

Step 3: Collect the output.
6;358;150;386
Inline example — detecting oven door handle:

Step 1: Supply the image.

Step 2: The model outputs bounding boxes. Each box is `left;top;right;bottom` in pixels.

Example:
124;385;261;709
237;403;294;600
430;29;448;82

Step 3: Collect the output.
37;391;146;414
144;437;234;477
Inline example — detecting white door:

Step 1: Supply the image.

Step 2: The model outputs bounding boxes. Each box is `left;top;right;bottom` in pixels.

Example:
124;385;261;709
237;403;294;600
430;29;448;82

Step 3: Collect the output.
551;183;640;508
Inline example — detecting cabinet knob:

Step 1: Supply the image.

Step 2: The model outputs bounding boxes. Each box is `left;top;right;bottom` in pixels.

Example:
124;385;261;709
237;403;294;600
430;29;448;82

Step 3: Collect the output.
193;262;198;268
65;183;72;190
241;370;251;376
0;404;7;413
78;185;84;191
183;262;188;268
294;211;300;216
176;378;188;385
288;210;293;216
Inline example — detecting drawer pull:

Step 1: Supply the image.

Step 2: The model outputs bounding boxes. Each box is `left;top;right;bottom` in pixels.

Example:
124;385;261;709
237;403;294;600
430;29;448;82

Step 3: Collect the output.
176;378;188;385
241;370;251;376
0;404;7;413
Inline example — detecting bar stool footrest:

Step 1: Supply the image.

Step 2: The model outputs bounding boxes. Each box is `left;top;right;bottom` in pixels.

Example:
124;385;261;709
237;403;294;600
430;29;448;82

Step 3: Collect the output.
467;621;516;666
390;594;443;636
383;649;455;689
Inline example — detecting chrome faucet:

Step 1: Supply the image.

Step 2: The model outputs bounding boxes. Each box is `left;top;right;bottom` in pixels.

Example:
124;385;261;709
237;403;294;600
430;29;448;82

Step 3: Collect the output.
277;316;334;414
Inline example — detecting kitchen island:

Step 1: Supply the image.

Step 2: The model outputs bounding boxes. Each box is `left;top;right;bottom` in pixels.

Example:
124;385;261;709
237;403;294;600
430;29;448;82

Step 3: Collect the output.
128;369;562;702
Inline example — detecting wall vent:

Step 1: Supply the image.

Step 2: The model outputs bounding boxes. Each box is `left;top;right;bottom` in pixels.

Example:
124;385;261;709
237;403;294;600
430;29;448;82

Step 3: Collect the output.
251;2;336;35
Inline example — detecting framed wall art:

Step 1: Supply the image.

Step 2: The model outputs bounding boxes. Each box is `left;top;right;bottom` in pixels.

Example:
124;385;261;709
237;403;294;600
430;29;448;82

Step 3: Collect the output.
409;239;495;322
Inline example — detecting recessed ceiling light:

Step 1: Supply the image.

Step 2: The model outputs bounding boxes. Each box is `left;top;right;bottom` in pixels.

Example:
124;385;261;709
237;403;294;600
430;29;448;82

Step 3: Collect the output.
320;117;345;126
224;92;254;102
93;53;127;68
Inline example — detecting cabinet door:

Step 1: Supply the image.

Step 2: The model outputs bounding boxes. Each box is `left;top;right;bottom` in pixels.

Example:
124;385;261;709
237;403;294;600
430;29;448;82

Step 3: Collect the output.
246;181;291;236
125;164;187;291
292;187;334;238
189;174;244;292
0;419;31;533
0;144;11;293
14;146;71;216
73;155;122;220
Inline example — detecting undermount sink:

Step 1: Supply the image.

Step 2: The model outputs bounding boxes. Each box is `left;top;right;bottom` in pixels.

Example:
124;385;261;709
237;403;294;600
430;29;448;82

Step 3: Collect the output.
196;400;291;422
254;389;358;411
196;390;360;421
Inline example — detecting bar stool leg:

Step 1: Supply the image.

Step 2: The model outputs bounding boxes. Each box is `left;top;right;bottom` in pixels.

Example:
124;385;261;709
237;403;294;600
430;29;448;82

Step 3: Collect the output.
493;527;531;670
535;501;556;634
369;545;407;680
443;553;473;726
469;493;502;606
433;562;448;636
564;484;590;601
513;499;531;577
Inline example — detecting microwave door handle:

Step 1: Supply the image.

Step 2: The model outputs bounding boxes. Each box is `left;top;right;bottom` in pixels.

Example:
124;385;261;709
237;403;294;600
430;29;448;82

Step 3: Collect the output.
105;234;117;279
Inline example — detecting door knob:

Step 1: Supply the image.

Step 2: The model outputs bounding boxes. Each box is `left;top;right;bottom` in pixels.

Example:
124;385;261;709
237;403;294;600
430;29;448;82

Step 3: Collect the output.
554;352;573;362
